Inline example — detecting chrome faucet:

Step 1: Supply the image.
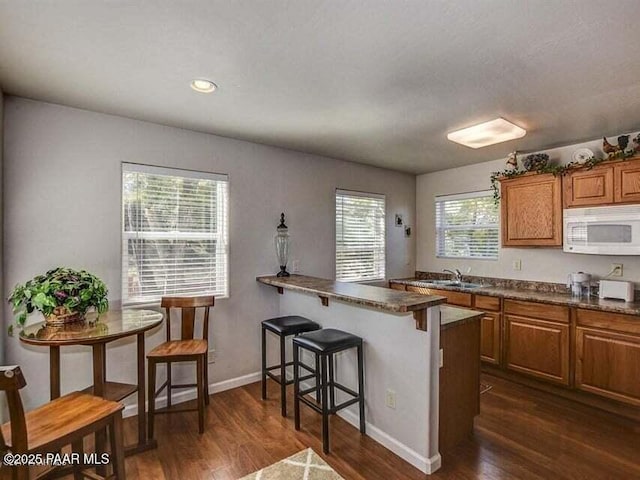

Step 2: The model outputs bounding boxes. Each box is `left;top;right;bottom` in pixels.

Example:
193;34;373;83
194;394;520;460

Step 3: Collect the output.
443;269;463;283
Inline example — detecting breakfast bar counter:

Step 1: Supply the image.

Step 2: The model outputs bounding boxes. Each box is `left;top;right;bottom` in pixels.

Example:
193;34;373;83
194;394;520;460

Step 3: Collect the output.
257;274;446;330
257;274;480;475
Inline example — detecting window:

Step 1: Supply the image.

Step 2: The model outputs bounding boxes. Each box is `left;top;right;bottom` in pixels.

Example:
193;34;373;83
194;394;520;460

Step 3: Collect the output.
336;189;386;282
122;163;229;304
435;191;499;260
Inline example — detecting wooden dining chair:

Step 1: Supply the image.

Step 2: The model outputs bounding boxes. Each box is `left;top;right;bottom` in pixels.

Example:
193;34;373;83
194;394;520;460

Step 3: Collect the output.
0;365;125;480
147;295;214;437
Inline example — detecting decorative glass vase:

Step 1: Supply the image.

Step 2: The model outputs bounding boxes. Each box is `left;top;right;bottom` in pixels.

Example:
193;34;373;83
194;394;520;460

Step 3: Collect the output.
274;213;291;277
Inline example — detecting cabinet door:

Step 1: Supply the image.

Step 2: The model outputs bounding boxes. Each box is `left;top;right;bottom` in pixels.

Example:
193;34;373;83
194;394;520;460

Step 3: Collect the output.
564;165;614;207
505;315;569;385
405;286;472;307
480;312;501;365
501;173;562;247
614;160;640;203
576;327;640;406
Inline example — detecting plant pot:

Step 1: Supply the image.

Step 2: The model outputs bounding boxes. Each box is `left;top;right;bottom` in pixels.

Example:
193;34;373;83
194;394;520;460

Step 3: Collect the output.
45;306;85;326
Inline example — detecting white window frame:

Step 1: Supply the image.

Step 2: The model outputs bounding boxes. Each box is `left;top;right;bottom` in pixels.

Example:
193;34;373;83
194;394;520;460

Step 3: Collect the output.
122;163;229;305
335;188;386;282
435;190;499;260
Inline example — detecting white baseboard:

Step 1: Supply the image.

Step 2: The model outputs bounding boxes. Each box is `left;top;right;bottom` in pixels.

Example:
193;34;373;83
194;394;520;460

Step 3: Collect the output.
122;371;261;418
337;409;441;474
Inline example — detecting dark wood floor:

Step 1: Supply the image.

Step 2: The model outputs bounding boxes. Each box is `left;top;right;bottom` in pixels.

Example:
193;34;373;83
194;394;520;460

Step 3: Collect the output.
8;374;640;479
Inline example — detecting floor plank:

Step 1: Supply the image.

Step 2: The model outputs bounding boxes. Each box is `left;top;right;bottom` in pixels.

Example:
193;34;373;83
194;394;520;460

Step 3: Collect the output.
3;374;639;479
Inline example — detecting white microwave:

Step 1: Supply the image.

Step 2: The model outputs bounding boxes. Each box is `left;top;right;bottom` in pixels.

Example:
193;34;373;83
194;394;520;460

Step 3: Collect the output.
564;205;640;255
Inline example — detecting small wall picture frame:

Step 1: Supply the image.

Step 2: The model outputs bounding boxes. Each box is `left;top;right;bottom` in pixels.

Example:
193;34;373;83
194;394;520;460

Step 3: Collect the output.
404;226;412;237
395;214;404;227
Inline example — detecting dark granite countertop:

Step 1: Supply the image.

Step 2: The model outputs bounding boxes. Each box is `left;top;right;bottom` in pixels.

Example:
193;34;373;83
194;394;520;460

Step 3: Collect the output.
257;274;446;313
390;278;640;316
440;305;483;330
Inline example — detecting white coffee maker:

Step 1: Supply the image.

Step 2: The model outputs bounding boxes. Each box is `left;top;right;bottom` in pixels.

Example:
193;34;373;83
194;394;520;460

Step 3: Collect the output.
567;272;592;298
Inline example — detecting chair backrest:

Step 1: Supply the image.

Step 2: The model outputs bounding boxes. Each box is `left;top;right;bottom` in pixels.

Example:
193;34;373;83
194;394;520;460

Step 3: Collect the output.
0;365;28;453
161;295;215;341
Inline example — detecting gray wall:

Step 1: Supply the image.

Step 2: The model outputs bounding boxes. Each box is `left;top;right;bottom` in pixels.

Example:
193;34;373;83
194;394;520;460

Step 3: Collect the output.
417;134;640;287
3;96;416;409
0;88;4;366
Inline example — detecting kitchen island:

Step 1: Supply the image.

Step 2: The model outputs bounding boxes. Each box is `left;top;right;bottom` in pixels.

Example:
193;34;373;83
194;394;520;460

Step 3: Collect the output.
257;274;482;474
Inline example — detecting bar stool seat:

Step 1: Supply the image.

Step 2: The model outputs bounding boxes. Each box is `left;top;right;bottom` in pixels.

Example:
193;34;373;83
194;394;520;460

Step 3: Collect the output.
292;328;361;353
293;328;365;454
262;315;321;336
261;315;321;417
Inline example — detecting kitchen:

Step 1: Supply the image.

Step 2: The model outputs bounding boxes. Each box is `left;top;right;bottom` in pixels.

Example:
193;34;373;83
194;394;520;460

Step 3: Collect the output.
1;2;640;480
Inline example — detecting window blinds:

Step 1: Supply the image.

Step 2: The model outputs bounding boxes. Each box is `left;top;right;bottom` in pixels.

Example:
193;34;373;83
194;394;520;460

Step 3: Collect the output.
435;191;499;260
122;163;229;304
336;189;386;282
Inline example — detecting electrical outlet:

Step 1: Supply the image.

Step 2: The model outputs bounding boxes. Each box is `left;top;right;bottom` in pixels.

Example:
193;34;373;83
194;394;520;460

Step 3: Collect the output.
292;260;300;273
439;348;444;368
611;263;623;277
385;389;396;409
513;259;522;271
208;350;216;364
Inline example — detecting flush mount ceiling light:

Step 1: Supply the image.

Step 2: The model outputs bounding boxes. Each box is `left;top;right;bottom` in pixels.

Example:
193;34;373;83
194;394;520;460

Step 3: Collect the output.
447;118;526;149
190;78;217;93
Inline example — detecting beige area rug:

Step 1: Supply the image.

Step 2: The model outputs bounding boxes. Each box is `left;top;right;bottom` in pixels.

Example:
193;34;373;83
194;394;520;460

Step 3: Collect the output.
240;448;344;480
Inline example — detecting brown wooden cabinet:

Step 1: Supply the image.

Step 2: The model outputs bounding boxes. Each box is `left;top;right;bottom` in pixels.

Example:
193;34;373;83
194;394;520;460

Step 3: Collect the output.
562;156;640;207
503;300;570;385
480;312;501;365
474;295;501;365
500;173;563;247
405;285;472;307
564;164;614;207
505;315;570;385
389;281;406;291
575;326;640;406
614;159;640;203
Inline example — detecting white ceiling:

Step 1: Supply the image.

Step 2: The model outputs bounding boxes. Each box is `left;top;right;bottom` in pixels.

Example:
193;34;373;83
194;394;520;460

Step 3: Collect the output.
1;1;640;174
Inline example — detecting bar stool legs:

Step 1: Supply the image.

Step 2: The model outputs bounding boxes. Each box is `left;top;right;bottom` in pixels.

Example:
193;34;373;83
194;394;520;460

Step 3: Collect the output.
357;344;366;434
261;326;267;401
280;334;287;417
261;316;321;417
292;329;365;454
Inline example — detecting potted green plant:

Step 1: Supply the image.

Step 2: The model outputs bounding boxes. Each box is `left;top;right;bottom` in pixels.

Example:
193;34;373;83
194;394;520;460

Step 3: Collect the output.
8;267;109;335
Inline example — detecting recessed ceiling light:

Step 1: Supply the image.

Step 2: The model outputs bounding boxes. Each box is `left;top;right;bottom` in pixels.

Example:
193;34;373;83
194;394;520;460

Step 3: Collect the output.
190;79;217;93
447;118;526;149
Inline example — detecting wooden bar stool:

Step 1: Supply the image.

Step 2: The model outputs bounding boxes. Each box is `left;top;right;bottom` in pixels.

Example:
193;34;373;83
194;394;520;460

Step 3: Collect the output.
0;365;126;480
148;295;214;437
261;316;321;417
292;328;365;454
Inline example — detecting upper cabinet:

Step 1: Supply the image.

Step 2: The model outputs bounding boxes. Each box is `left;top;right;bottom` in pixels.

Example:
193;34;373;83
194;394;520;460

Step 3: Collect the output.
564;164;614;207
500;173;562;247
614;158;640;203
564;156;640;208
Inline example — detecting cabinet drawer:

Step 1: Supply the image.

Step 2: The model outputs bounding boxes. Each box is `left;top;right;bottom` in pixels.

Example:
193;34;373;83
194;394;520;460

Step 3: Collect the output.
406;286;472;307
504;299;569;323
389;282;407;291
576;327;640;406
505;315;570;385
474;294;501;312
576;309;640;335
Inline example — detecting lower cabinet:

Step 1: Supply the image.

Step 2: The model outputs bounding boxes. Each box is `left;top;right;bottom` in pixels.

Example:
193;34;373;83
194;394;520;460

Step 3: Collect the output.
576;327;640;406
480;312;501;365
505;315;570;385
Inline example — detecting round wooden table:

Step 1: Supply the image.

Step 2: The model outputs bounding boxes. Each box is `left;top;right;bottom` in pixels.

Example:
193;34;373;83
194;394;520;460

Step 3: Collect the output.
20;309;163;457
